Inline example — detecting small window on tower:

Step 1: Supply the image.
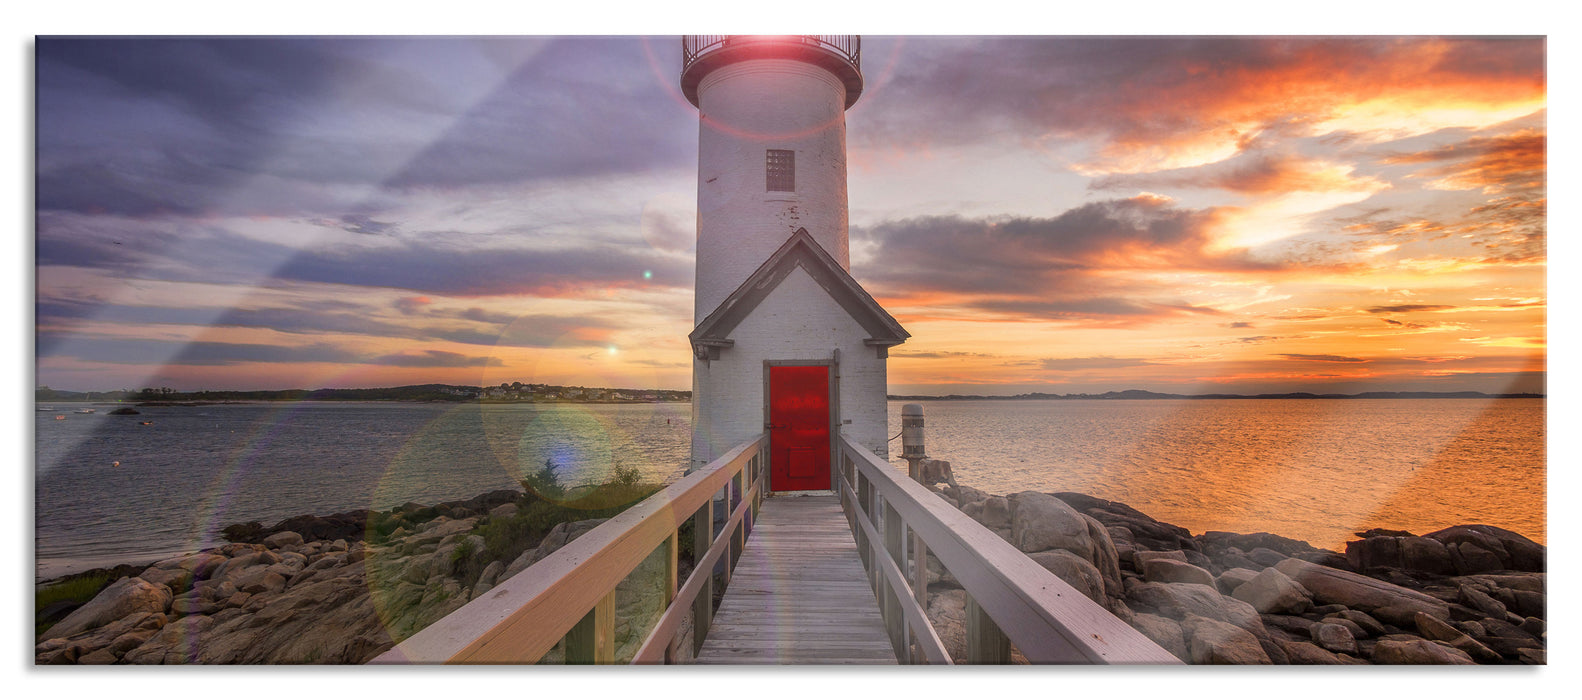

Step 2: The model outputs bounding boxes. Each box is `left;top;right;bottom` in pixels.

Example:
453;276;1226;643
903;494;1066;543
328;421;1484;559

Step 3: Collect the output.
766;149;795;192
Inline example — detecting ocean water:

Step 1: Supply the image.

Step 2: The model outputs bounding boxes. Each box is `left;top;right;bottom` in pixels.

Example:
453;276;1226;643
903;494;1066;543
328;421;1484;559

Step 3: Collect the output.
886;399;1546;553
34;398;1543;580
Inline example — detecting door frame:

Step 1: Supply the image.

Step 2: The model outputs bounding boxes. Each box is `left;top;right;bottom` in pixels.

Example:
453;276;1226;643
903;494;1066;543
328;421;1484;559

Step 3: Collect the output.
762;358;839;493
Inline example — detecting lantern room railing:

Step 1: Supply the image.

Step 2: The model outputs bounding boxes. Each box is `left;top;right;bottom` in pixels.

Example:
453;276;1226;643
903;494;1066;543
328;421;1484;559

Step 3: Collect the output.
682;35;860;74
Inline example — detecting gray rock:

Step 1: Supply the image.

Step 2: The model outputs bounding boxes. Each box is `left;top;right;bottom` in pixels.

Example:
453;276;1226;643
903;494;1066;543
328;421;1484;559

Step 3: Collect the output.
1129;613;1188;662
1126;581;1262;632
1452;542;1504;574
34;611;166;664
1247;547;1287;567
1399;536;1455;574
1026;549;1106;605
1260;614;1315;635
1413;611;1461;642
1231;567;1311;614
500;518;609;582
980;496;1010;529
1134;550;1188;570
478;560;506;588
488;502;519;520
148;552;228;577
1320;616;1367;640
1180;614;1271;664
925;588;967;663
1329;609;1385;637
1415;611;1502;663
399;552;437;585
1278;638;1348;664
262;531;304;549
1274;558;1449;620
1008;491;1091;555
1142;559;1215;586
1458;584;1508;619
1371;638;1476;665
1510;589;1545;619
1311;622;1358;654
1216;567;1260;595
1520;616;1545;637
43;577;173;640
1460;572;1544;594
1426;524;1545;572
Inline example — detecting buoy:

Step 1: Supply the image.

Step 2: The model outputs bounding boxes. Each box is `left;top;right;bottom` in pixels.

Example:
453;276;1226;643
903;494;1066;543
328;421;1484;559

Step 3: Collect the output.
112;461;120;468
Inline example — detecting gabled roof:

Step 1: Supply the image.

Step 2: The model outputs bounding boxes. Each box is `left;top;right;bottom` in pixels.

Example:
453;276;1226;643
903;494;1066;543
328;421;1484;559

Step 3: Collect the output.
690;228;909;359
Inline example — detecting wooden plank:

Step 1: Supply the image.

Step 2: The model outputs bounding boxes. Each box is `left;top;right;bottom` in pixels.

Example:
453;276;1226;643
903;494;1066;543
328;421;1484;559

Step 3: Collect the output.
690;498;713;657
693;495;897;665
965;592;1010;665
565;592;615;664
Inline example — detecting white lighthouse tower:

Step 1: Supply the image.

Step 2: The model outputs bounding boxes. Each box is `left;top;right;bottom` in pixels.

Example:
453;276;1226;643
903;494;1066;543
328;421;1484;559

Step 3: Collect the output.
682;35;908;491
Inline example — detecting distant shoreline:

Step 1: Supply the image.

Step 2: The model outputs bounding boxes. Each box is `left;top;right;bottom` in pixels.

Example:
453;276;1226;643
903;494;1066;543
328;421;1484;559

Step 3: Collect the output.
886;390;1545;401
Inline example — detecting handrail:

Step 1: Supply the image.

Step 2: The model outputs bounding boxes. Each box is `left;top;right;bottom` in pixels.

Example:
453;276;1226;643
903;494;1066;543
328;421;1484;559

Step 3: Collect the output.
370;434;768;664
681;35;860;74
837;435;1181;664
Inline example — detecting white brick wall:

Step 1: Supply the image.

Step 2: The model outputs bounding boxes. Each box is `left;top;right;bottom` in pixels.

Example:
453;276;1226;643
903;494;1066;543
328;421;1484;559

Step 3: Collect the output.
690;266;889;475
693;59;851;322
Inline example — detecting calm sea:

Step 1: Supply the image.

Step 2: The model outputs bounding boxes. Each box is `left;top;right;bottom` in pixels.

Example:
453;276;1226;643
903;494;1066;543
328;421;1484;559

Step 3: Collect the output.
34;398;1544;580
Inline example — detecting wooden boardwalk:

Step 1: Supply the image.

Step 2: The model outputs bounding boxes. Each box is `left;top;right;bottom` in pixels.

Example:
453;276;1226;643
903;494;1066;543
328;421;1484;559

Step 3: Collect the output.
695;495;898;664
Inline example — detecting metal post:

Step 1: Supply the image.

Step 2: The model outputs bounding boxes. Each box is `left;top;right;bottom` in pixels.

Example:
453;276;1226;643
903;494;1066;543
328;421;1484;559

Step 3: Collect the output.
901;403;927;479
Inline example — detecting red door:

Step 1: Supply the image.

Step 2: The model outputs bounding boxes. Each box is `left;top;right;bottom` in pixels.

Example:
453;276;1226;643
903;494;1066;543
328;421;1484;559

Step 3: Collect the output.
768;365;830;491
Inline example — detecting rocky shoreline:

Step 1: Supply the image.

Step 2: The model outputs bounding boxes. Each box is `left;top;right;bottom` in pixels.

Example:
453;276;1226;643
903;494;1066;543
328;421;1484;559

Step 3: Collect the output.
35;477;1545;665
921;474;1546;665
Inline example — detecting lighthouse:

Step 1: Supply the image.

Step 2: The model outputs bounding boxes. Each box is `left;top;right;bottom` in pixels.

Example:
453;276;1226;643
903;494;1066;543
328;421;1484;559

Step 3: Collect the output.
682;35;908;491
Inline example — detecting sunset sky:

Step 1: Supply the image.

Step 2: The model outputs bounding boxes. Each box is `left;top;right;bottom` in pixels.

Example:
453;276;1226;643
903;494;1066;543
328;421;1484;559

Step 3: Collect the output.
32;34;1547;395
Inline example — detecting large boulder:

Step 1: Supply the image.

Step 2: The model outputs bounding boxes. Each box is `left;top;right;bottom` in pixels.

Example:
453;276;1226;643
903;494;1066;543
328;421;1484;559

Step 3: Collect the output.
43;577;173;640
1128;613;1188;662
262;531;304;549
1125;581;1261;632
1277;638;1351;665
1310;622;1358;655
1274;558;1449;620
1009;491;1090;555
1423;524;1545;573
1008;492;1123;597
1371;638;1476;665
1346;535;1454;574
1142;559;1215;587
499;518;609;582
1231;567;1312;615
1052;492;1195;551
1180;614;1271;665
1026;550;1106;605
1414;612;1501;663
1215;568;1260;595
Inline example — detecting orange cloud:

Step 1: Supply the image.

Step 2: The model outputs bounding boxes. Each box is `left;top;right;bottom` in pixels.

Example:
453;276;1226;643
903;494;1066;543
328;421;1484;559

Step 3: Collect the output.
1384;129;1546;194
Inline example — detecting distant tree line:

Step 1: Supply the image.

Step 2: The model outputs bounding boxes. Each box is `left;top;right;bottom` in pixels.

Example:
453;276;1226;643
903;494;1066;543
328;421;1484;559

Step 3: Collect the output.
35;383;692;404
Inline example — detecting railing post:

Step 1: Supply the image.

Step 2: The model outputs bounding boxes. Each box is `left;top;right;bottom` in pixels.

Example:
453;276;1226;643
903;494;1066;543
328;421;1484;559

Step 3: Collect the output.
901;405;932;613
883;501;907;660
662;529;679;664
691;498;713;656
566;591;616;664
964;592;1011;664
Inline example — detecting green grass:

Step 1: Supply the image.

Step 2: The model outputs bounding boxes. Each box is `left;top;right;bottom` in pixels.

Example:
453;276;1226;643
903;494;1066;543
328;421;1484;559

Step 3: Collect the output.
35;572;115;638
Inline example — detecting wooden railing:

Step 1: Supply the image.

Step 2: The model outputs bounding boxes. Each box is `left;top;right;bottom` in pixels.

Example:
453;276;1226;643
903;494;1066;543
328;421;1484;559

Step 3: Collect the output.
681;35;860;73
836;435;1182;664
370;434;768;664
